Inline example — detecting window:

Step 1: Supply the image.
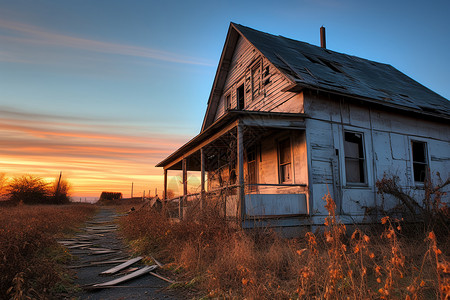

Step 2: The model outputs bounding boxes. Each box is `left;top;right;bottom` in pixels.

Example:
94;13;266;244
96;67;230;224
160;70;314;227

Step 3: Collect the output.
278;138;292;183
225;94;231;111
237;84;245;110
251;62;261;100
411;141;428;183
247;146;257;192
344;131;366;184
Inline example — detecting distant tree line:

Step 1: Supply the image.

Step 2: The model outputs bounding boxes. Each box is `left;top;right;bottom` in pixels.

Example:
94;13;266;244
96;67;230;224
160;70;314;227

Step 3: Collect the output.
0;173;71;205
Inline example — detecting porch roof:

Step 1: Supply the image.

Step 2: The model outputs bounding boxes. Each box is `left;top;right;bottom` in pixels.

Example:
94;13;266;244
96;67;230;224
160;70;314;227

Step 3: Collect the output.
156;110;307;170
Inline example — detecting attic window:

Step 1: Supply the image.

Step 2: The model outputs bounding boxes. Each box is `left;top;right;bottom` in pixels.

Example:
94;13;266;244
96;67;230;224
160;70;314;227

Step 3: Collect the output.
237;84;245;110
225;94;231;111
318;58;343;73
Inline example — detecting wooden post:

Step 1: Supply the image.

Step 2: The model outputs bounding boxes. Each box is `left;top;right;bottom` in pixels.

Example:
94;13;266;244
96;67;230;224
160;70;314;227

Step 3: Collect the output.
237;124;245;225
200;148;205;210
181;158;187;220
163;169;167;200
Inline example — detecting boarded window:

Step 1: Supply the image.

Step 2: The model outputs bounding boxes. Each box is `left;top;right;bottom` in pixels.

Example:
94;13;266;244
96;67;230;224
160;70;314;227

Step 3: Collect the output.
411;141;428;182
344;131;366;184
278;138;292;183
237;84;245;110
251;62;261;100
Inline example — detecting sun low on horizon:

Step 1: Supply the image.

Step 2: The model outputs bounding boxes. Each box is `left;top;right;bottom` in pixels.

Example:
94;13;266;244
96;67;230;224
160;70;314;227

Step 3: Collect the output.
1;1;449;200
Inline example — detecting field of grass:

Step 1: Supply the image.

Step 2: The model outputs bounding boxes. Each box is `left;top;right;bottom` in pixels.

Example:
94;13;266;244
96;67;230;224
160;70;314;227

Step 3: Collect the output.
0;204;96;299
119;195;449;299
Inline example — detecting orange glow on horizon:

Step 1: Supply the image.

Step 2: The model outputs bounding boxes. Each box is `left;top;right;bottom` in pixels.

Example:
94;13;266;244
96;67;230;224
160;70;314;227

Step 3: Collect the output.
0;108;193;199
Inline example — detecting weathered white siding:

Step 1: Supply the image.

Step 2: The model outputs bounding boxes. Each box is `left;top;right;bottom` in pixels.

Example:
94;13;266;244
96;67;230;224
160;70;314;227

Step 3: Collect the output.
304;91;450;223
213;37;302;121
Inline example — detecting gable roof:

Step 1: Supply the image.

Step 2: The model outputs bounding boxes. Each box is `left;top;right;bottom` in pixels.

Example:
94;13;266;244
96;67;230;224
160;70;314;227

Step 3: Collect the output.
202;23;450;130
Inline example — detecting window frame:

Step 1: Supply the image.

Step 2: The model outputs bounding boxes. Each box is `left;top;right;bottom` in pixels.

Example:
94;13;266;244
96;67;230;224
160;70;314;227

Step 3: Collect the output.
224;92;231;111
277;137;293;184
343;130;367;186
236;83;245;110
410;139;429;184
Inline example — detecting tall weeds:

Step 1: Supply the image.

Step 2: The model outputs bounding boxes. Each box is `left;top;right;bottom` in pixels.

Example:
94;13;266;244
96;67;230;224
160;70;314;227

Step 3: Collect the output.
0;204;96;299
120;195;449;299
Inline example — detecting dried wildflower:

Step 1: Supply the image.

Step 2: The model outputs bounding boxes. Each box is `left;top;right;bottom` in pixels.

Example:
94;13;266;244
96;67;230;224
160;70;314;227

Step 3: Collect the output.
296;248;307;256
363;235;370;243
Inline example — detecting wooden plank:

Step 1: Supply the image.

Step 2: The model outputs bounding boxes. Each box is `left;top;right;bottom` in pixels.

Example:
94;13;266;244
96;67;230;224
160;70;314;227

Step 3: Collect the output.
90;250;117;255
90;259;129;265
88;247;115;251
100;256;143;275
149;272;175;284
92;265;158;288
67;243;93;249
149;255;164;268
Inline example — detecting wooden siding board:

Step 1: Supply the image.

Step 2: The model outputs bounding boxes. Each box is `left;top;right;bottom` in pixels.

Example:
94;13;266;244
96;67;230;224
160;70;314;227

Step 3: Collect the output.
213;37;302;122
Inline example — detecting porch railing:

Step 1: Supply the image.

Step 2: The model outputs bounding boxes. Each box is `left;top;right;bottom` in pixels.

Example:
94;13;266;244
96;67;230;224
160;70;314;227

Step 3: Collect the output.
164;183;308;221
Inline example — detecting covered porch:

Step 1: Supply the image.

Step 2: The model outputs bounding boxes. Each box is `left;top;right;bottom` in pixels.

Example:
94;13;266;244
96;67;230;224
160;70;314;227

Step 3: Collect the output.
156;110;310;227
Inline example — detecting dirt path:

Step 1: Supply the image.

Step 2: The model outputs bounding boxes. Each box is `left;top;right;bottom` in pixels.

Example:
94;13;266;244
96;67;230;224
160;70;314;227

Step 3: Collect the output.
64;207;185;300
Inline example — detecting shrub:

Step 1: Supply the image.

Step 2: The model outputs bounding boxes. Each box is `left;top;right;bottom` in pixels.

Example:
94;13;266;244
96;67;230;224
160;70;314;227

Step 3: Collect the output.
7;175;51;204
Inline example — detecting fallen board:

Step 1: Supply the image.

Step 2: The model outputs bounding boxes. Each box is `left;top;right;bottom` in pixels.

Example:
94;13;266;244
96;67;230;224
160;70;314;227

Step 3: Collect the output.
92;265;157;288
100;256;143;275
90;250;117;255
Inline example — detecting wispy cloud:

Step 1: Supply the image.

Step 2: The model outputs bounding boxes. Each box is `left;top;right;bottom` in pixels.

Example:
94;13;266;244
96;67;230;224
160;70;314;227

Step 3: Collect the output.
0;108;189;197
0;19;214;66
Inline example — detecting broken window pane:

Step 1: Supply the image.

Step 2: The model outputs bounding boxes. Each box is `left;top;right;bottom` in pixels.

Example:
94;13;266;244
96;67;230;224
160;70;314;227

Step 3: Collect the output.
411;141;428;182
344;131;365;183
237;84;245;110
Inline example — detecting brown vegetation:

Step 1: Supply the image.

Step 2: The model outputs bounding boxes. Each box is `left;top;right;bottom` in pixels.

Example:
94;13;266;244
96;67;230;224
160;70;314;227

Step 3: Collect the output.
0;204;96;299
119;195;449;299
4;174;72;205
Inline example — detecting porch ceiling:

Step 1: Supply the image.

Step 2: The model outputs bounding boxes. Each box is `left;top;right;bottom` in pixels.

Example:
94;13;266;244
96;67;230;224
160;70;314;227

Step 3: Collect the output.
156;110;307;171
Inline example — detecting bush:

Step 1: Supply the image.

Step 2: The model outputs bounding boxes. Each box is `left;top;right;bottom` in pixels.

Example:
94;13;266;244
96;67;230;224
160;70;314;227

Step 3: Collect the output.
7;175;50;204
6;174;73;205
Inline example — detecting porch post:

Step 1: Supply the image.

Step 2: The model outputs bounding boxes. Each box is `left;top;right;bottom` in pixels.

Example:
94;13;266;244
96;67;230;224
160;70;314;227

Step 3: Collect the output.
200;148;205;210
163;169;167;200
237;123;245;225
181;158;187;220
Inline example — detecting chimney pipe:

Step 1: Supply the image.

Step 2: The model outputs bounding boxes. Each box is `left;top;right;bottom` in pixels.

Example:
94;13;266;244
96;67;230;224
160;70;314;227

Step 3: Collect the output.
320;26;326;48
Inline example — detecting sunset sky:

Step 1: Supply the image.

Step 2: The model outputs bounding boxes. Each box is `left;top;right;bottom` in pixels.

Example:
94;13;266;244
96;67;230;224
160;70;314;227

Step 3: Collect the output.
1;0;449;201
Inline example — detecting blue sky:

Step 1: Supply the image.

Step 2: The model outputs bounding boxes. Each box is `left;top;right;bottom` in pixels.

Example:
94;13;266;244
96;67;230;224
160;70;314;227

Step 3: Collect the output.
0;0;449;198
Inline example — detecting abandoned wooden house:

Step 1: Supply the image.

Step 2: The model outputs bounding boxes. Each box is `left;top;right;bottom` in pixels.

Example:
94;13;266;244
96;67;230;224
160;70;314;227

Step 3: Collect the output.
156;23;450;230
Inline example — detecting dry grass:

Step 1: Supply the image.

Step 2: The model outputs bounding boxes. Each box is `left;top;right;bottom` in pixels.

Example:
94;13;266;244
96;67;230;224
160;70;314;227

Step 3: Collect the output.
0;204;96;299
119;196;449;299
